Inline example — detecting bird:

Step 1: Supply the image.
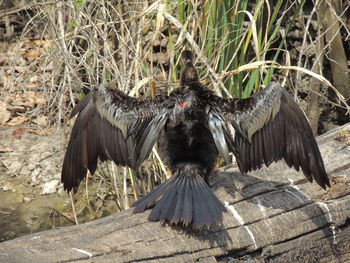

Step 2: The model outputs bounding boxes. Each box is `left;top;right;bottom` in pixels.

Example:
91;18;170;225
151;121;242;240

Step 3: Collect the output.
61;50;330;229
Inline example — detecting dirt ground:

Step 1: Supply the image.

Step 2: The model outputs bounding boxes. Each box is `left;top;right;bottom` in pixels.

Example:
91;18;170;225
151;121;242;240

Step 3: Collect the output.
0;18;85;240
0;126;74;241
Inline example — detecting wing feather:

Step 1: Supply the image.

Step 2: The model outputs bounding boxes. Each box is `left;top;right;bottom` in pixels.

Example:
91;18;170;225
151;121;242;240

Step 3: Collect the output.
61;84;170;191
209;82;330;189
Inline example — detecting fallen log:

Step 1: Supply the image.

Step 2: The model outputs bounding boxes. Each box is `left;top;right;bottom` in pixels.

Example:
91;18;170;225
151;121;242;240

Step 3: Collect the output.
0;123;350;263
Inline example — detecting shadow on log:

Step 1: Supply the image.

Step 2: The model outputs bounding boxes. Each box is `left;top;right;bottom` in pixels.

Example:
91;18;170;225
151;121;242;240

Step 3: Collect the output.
0;124;350;263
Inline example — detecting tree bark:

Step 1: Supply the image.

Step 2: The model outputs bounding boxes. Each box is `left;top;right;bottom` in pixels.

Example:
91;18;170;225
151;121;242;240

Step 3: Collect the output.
307;0;325;135
323;0;350;101
0;124;350;263
307;0;350;134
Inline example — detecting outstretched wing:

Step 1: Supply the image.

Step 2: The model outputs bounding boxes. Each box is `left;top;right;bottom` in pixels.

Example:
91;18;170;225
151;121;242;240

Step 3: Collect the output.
208;82;330;189
62;84;171;191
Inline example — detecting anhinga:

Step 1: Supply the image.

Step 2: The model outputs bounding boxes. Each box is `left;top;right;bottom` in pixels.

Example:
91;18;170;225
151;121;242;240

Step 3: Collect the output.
61;50;330;229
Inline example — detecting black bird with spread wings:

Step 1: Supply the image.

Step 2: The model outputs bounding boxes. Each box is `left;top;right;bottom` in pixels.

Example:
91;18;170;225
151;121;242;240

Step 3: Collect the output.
61;50;330;229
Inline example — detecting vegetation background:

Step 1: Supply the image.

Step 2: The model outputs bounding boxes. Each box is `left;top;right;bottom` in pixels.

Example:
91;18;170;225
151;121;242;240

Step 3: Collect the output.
0;0;349;240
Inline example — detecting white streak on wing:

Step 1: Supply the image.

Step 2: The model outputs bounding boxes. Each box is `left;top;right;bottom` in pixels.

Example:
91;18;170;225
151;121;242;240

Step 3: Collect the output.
72;248;93;258
96;87;136;139
224;201;258;249
227;122;235;140
226;123;236;163
317;201;337;245
207;108;230;163
240;85;281;141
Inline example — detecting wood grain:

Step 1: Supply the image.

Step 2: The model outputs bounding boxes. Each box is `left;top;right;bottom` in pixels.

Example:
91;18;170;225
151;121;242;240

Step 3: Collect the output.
0;124;349;263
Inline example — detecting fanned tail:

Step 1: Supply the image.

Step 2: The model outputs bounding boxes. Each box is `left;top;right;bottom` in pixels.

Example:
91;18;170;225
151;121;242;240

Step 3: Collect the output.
132;164;226;229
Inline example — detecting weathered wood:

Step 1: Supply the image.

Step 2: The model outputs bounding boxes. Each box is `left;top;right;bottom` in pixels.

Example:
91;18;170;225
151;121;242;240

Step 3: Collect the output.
0;124;350;263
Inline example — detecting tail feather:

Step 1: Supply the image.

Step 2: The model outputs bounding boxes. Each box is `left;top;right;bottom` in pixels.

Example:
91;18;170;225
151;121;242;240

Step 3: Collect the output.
132;175;176;213
152;181;179;223
182;178;193;225
192;176;210;227
194;175;225;226
132;167;226;229
195;175;225;225
170;176;187;224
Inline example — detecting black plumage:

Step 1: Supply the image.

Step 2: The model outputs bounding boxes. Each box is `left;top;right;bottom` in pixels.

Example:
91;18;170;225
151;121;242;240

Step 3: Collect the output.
61;50;330;229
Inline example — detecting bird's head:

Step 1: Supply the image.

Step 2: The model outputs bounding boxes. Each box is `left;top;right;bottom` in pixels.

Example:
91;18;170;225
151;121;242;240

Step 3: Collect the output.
180;50;199;86
181;50;194;65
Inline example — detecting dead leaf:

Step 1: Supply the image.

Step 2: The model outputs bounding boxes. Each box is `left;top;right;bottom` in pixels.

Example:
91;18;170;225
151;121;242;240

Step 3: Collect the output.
33;40;51;49
30;75;39;83
27;92;46;105
33;115;48;126
14;94;24;103
22;50;39;58
5;95;13;104
12;127;25;139
8;105;26;113
14;66;25;73
28;91;36;105
0;146;13;153
35;95;46;104
7;116;28;126
0;101;11;125
24;83;38;90
11;99;27;107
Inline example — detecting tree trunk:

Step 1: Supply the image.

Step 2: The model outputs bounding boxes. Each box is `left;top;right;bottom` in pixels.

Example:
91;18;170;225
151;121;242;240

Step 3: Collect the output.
307;0;326;135
307;0;350;134
323;0;350;101
0;124;350;263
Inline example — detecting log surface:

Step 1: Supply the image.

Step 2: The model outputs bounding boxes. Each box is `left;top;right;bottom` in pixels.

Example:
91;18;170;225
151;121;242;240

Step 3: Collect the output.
1;124;350;263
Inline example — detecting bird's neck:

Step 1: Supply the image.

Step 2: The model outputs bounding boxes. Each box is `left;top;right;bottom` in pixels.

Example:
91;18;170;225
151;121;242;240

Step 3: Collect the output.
181;63;199;87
